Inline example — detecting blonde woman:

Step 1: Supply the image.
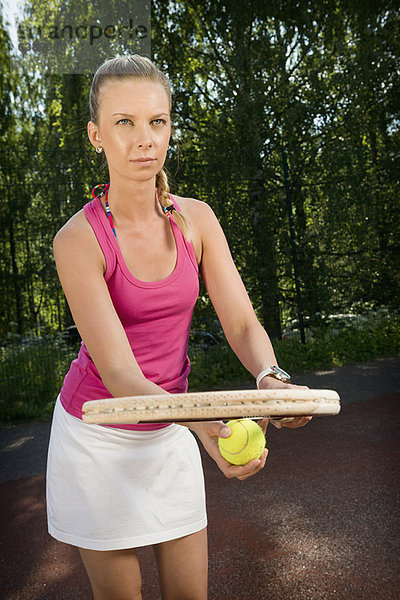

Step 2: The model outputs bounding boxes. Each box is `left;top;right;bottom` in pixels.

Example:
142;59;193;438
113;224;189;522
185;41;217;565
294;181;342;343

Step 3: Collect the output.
46;54;311;600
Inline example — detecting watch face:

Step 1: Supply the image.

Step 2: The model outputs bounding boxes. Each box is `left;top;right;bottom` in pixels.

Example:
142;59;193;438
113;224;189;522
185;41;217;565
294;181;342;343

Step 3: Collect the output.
271;366;291;381
256;366;291;388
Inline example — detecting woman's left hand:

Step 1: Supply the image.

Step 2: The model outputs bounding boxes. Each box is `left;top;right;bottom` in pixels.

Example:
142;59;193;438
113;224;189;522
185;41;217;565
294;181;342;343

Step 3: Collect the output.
258;377;313;430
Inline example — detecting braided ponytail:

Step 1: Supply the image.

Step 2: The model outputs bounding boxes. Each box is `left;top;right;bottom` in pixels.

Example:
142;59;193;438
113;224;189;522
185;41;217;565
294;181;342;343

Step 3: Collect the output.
156;169;192;241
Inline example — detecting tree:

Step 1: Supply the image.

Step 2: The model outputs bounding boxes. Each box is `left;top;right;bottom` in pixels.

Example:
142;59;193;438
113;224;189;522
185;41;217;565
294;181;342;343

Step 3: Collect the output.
1;0;398;339
152;0;400;334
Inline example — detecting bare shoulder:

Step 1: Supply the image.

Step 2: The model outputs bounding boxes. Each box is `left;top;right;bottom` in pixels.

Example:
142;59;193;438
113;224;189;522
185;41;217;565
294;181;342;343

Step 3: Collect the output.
54;209;86;242
172;195;219;265
174;194;222;239
173;195;216;222
53;209;105;271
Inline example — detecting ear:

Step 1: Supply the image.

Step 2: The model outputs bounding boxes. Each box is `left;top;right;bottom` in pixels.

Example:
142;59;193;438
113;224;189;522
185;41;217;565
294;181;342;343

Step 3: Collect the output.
87;120;101;149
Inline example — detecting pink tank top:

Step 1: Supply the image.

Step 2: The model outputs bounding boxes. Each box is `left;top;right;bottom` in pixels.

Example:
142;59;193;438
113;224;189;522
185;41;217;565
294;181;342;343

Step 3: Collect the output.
59;194;200;431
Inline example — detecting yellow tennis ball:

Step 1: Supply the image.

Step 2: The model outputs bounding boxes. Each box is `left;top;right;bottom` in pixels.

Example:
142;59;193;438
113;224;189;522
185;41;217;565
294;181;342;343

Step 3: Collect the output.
218;419;266;465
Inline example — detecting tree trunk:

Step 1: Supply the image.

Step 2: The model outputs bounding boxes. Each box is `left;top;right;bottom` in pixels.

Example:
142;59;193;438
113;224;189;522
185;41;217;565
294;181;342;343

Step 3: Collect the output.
8;221;23;335
250;169;281;338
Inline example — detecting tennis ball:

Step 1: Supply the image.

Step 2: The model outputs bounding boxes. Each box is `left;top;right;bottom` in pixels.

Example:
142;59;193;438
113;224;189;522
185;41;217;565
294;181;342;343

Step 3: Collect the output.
218;419;266;466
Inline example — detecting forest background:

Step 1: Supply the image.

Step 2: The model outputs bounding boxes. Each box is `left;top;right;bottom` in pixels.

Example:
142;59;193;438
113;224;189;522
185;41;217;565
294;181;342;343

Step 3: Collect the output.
0;0;399;421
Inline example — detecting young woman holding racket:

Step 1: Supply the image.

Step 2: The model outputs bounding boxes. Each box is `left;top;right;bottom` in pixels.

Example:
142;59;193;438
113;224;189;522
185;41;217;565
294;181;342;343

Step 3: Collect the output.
46;54;311;600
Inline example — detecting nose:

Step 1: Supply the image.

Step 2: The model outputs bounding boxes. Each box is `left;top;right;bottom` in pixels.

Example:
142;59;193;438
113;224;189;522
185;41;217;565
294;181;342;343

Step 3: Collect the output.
135;123;153;148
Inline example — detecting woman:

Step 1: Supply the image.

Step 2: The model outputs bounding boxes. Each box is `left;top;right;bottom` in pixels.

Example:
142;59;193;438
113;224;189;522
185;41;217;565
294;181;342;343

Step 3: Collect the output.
46;54;311;600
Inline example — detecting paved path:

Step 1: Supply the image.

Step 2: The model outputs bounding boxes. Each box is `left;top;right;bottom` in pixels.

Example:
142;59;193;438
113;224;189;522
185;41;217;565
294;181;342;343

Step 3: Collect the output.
1;356;399;599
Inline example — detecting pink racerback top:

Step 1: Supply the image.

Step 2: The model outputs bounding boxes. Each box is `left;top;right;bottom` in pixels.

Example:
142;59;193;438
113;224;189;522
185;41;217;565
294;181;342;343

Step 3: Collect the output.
59;194;200;431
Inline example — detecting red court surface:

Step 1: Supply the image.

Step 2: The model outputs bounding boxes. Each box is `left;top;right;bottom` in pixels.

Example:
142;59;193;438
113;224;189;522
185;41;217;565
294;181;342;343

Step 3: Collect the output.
1;360;399;599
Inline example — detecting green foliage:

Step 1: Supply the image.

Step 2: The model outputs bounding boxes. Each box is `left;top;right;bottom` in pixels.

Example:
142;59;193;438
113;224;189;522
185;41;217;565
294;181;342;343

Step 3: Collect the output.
153;0;400;331
0;2;399;421
0;335;77;423
276;307;400;373
0;307;398;423
1;2;399;339
190;306;400;390
188;344;249;391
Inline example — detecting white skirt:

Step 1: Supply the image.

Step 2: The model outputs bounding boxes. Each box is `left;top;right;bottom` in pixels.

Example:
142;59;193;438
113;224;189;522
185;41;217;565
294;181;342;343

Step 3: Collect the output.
46;396;207;551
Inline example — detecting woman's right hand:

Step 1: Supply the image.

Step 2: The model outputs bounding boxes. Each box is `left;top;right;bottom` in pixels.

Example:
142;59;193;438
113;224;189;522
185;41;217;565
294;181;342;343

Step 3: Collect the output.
185;421;269;481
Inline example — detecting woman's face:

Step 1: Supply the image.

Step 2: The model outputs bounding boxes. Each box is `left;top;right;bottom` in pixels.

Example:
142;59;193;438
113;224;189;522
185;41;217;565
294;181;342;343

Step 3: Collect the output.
88;78;171;183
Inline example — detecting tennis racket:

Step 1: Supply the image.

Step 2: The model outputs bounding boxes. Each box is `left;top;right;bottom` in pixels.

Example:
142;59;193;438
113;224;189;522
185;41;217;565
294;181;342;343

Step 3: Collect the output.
82;388;340;425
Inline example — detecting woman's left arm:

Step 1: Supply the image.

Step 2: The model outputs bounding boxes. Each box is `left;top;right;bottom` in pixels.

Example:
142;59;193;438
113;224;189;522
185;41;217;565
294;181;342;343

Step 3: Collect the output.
194;200;311;410
181;200;310;478
192;201;278;378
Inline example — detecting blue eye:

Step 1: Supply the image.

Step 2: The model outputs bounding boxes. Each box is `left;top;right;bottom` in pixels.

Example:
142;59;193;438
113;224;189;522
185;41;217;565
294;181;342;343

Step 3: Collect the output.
117;118;166;125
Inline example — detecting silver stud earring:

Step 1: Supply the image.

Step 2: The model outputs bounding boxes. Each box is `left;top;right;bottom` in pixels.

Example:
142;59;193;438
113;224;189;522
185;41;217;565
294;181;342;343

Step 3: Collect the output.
96;146;103;154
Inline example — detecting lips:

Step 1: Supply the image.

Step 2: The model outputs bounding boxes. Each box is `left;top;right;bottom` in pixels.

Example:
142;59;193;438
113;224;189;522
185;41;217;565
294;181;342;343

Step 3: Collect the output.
131;158;156;163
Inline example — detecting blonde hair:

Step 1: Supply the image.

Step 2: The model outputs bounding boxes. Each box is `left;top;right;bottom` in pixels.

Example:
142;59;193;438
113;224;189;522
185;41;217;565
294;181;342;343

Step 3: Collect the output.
90;55;191;239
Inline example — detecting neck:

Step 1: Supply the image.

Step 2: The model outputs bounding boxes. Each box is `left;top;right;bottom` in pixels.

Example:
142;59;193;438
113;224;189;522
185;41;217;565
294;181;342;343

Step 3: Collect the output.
105;177;163;226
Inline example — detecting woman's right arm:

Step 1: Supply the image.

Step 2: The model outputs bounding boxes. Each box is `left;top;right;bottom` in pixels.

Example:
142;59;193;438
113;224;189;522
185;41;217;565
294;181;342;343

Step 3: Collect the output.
53;213;168;399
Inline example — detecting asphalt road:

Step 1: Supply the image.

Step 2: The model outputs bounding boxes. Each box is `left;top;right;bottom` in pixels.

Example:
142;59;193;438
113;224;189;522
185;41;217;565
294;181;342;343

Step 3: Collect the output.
1;355;399;600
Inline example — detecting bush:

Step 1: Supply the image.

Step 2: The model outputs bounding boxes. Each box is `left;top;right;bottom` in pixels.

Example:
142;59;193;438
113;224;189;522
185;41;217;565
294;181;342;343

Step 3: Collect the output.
275;306;400;373
189;306;400;388
0;306;399;423
188;344;249;391
0;335;77;423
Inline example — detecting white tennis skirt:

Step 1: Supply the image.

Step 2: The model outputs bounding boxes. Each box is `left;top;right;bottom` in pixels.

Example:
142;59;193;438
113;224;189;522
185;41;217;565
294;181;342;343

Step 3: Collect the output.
46;396;207;551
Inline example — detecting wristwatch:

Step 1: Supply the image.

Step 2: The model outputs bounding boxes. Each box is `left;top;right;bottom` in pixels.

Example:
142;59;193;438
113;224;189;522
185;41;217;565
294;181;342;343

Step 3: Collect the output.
256;366;291;388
